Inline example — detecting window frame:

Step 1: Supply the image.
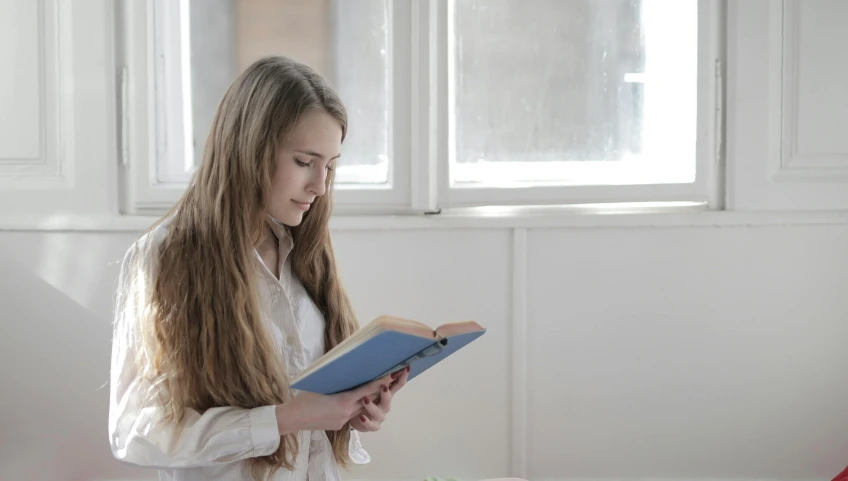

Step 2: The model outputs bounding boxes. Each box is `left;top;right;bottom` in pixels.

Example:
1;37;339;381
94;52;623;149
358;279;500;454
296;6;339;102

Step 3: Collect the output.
118;0;724;216
434;0;724;209
329;0;416;213
120;0;191;214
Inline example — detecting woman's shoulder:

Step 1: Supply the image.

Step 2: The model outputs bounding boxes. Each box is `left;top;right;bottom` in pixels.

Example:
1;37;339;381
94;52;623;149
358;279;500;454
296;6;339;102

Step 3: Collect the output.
121;217;174;269
115;218;174;299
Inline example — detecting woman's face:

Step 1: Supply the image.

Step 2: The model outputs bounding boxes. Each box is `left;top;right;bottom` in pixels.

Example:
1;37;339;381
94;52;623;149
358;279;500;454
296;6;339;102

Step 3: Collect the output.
268;110;342;226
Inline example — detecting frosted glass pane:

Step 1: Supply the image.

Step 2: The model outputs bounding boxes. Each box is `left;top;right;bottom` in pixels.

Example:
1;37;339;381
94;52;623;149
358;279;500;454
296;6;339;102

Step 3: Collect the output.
451;0;698;186
333;0;390;176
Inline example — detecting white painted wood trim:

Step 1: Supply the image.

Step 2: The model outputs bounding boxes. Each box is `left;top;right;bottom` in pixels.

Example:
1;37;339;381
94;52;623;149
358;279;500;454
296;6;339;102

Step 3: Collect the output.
408;0;439;213
728;0;848;210
4;208;848;232
703;0;726;210
510;228;528;479
0;0;70;188
779;0;848;173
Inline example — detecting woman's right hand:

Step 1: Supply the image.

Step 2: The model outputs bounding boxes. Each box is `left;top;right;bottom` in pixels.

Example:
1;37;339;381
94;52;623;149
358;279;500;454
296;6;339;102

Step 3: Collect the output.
275;375;392;434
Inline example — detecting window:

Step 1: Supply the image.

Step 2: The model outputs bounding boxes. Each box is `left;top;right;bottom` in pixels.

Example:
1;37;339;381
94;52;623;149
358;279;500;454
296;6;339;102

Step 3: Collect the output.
442;0;717;207
119;0;720;215
451;0;696;184
182;0;391;186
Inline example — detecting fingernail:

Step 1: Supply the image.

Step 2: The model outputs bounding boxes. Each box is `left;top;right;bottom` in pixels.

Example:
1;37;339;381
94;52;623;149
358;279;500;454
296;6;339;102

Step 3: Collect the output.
391;371;401;379
382;385;389;393
360;415;367;422
363;397;370;404
406;366;411;372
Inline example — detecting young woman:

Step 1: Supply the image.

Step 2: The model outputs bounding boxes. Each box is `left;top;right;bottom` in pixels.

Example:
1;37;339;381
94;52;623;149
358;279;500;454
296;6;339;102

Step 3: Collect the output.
108;56;409;481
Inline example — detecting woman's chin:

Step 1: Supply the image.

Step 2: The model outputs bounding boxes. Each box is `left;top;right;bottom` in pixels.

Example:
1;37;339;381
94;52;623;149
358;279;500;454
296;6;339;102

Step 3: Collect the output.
268;206;306;227
281;211;305;227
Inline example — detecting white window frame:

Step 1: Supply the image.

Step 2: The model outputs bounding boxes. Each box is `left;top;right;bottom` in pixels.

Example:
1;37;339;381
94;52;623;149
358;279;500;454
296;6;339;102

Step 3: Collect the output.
120;0;190;214
118;0;723;216
330;0;415;214
432;0;725;209
119;0;419;215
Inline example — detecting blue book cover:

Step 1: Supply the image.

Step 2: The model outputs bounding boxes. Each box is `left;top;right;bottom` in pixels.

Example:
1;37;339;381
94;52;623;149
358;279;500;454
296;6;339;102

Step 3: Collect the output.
290;316;486;394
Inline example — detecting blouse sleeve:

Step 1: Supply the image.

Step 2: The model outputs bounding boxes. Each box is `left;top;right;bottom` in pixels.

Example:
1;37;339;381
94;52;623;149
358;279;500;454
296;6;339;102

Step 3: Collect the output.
348;429;371;464
108;234;281;469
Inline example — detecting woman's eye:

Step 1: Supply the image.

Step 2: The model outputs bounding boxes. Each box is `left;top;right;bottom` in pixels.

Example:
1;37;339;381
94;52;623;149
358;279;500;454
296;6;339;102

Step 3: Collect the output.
295;159;310;167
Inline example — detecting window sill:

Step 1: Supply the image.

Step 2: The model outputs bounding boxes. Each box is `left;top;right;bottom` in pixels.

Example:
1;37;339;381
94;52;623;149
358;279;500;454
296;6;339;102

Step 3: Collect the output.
2;204;848;232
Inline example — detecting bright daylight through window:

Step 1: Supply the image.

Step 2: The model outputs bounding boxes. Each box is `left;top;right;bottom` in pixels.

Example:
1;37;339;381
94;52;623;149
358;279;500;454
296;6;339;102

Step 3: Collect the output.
450;0;698;188
148;0;700;210
163;0;390;186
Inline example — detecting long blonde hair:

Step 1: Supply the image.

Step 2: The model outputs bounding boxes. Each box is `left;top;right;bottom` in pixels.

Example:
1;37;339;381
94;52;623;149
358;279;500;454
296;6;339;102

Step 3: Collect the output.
128;56;359;478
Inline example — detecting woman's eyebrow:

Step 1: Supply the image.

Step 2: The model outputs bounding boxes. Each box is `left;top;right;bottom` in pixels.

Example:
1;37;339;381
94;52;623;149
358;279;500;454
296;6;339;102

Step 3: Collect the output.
294;149;341;160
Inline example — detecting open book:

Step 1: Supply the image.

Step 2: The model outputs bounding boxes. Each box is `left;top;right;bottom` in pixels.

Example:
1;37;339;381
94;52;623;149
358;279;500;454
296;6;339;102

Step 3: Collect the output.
289;315;486;394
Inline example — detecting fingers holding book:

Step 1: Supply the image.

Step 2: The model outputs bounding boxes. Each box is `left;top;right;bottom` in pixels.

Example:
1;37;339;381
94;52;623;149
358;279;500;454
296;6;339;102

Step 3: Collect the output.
345;372;393;403
275;373;394;434
355;395;386;431
388;365;410;395
381;364;410;412
349;366;410;433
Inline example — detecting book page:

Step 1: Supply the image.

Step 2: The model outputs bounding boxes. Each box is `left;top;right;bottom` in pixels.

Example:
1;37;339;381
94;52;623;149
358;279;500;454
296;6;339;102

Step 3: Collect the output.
435;320;484;338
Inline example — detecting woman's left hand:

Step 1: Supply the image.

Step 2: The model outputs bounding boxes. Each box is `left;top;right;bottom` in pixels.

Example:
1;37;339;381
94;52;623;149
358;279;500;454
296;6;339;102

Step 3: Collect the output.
349;366;410;432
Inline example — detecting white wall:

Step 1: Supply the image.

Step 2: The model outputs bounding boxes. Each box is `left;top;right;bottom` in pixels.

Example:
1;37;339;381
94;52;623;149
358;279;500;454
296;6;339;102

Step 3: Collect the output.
2;223;847;481
2;0;848;480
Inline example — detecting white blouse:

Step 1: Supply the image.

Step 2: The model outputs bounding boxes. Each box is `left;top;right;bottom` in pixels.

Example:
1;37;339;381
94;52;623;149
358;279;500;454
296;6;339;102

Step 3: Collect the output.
108;218;370;481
